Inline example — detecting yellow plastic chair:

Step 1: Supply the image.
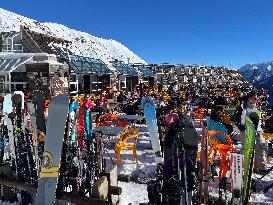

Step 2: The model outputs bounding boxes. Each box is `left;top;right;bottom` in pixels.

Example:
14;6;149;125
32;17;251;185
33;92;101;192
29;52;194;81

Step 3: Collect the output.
115;128;139;165
262;133;273;140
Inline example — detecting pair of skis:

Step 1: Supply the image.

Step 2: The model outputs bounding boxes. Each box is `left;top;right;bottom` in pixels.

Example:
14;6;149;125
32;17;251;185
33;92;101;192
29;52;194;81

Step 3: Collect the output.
59;96;99;197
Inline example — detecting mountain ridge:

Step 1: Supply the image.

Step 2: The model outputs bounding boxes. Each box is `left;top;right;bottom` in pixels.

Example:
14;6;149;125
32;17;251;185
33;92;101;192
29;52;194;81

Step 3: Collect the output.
239;61;273;92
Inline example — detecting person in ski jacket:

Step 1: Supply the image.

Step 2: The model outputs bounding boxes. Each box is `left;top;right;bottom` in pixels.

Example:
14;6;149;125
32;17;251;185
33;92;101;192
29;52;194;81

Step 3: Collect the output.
167;82;176;95
117;91;127;103
264;111;273;134
234;90;267;172
210;105;233;134
98;96;109;110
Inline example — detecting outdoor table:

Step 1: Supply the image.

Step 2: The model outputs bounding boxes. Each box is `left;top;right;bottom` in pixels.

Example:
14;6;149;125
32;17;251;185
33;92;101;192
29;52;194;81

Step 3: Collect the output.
224;108;236;111
120;115;144;121
116;102;128;105
188;105;199;110
93;126;125;136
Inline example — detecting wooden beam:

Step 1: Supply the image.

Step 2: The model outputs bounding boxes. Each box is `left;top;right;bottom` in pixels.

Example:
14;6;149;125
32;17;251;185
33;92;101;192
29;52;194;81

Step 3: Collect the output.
0;177;110;205
0;177;37;193
57;192;110;205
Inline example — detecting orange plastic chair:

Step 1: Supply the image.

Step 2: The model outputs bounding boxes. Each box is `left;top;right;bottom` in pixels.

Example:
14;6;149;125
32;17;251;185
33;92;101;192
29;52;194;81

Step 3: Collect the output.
96;113;128;127
207;130;235;179
208;130;232;146
115;129;139;165
207;130;232;163
217;144;236;179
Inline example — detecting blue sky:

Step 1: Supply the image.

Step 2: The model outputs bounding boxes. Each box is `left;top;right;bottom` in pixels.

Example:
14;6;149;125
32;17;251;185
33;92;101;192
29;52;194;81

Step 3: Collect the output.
1;0;273;69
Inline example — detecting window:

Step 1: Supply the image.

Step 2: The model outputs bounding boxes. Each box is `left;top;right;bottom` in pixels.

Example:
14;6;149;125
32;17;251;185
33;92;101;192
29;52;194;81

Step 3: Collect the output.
91;75;98;83
14;44;23;51
0;84;3;93
0;76;5;94
16;84;23;91
69;83;77;92
70;74;77;82
11;72;26;82
2;39;10;45
0;76;5;83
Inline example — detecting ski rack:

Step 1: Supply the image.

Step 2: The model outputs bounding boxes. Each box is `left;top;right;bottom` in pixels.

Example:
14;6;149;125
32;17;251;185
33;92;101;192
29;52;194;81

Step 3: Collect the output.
0;94;122;204
0;165;120;205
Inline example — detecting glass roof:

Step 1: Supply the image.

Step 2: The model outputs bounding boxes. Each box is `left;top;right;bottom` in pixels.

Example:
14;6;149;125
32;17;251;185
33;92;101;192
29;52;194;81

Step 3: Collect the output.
0;57;31;72
52;47;111;74
137;66;155;77
112;62;138;76
1;31;20;39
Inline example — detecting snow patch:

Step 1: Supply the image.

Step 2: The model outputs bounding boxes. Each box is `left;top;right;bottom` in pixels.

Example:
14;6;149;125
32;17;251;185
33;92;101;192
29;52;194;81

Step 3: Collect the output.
0;8;146;64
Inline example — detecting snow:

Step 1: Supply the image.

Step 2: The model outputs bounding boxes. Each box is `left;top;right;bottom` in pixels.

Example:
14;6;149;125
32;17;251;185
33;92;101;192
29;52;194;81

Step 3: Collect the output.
0;8;146;64
111;122;273;205
0;202;20;205
103;124;157;178
25;60;63;65
0;53;47;59
0;119;273;204
118;182;148;205
102;124;156;205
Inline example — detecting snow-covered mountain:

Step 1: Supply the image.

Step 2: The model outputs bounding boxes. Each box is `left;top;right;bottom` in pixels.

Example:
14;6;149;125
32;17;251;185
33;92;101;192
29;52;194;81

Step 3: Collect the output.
0;8;146;64
239;61;273;92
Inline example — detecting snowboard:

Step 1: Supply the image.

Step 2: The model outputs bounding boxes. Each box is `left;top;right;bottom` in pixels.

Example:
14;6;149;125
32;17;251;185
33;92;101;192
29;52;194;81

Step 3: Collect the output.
33;91;46;136
34;94;69;205
141;97;163;164
243;116;256;205
14;91;24;111
78;97;86;150
3;115;14;162
3;94;12;116
3;94;14;162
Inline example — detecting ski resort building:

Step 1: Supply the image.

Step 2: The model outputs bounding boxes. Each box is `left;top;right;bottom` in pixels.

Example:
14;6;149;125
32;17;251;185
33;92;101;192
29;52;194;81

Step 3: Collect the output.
149;64;249;91
0;28;156;96
0;52;69;97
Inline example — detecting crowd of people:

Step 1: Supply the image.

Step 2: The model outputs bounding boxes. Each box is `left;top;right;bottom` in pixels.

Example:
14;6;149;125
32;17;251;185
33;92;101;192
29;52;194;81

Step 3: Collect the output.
91;82;273;175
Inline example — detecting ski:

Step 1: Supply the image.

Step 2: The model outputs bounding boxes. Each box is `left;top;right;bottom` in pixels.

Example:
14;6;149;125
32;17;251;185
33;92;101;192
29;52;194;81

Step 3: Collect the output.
229;152;244;205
